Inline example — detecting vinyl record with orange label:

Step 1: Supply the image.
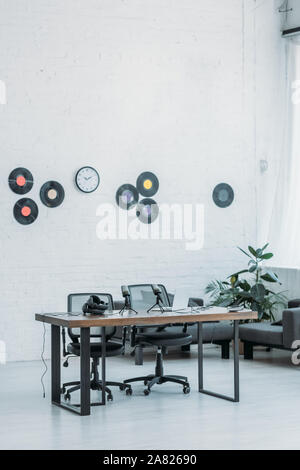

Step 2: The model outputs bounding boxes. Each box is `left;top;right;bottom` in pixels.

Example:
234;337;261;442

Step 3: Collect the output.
40;181;65;208
14;198;38;225
136;198;159;224
8;168;34;195
136;172;159;197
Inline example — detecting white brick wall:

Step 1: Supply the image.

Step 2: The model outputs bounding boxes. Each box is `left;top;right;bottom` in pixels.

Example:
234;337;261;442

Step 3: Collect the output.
0;0;280;362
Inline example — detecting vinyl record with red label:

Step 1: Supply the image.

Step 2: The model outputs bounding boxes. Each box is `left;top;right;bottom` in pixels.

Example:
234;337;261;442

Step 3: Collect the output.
13;198;39;225
136;198;159;224
8;168;34;195
136;172;159;197
40;181;65;208
116;184;139;210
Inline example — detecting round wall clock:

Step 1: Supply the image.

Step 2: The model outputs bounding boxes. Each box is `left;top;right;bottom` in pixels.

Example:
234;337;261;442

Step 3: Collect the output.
75;166;100;193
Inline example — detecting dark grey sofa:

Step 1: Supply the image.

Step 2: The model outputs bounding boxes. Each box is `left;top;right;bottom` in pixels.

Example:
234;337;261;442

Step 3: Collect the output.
240;300;300;359
114;294;234;365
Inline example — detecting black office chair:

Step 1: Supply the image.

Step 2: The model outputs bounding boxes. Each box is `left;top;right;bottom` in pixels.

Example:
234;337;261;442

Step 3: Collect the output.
61;293;132;403
123;284;192;395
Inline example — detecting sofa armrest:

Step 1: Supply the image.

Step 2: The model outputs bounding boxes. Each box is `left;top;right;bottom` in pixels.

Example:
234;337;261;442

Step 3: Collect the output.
283;308;300;348
288;299;300;308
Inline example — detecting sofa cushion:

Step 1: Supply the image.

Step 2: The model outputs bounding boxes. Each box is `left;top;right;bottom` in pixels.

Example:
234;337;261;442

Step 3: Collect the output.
169;322;233;343
239;323;283;346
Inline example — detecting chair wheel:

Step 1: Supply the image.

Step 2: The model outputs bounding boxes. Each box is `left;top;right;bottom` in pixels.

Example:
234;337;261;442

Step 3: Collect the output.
144;389;150;396
64;393;71;401
126;387;132;396
61;386;66;394
107;394;113;402
119;385;126;391
183;386;190;395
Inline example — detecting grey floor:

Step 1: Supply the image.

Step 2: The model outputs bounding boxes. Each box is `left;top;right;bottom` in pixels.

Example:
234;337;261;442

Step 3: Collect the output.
0;345;300;450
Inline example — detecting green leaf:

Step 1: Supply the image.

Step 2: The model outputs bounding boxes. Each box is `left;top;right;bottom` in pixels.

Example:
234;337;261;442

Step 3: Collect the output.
238;280;251;291
228;269;249;278
261;243;269;252
249;263;258;273
261;272;279;283
248;246;257;257
260;253;274;260
238;247;252;259
251;284;266;302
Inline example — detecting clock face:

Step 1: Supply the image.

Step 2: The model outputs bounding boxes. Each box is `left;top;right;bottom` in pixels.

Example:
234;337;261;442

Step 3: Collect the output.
75;167;100;193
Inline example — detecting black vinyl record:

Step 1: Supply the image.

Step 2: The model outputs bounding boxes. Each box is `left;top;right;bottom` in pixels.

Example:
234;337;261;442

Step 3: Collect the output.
8;167;34;195
213;183;234;208
14;198;38;225
40;181;65;208
136;172;159;197
116;184;139;210
136;198;159;224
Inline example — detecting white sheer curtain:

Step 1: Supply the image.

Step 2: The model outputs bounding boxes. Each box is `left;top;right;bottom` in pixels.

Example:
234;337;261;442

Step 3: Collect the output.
269;38;300;267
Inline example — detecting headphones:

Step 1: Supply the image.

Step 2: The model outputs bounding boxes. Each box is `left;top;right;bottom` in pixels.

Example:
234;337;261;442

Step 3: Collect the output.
82;295;108;315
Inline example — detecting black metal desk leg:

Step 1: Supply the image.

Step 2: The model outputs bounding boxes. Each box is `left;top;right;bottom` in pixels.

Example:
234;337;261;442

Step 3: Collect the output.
197;322;203;391
80;327;91;416
101;326;106;405
233;320;240;402
51;325;61;404
198;320;240;403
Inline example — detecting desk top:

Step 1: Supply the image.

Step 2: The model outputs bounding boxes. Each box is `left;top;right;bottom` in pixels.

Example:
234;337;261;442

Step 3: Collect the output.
35;307;257;328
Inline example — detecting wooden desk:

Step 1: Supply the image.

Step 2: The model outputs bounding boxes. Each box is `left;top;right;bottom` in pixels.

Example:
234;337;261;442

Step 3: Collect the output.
35;307;257;416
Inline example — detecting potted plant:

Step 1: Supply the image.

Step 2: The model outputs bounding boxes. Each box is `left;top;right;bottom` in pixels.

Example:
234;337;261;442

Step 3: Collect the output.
205;244;287;322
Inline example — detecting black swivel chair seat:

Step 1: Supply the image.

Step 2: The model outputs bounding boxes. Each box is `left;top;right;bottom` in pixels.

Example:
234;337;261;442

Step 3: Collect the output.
123;284;192;395
62;293;132;404
137;332;192;347
67;341;123;357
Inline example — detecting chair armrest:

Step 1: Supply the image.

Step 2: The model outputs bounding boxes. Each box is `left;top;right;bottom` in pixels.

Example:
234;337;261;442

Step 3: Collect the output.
288;299;300;309
283;308;300;348
188;297;204;307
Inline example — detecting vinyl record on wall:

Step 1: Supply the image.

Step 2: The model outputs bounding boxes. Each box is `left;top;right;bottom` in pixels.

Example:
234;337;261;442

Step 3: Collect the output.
136;172;159;197
14;198;38;225
136;198;159;224
213;183;234;208
40;181;65;208
8;168;34;195
116;184;139;210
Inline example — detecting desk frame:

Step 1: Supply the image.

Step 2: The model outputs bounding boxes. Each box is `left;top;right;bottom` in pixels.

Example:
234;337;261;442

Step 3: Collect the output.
198;320;239;402
36;308;257;416
51;326;106;415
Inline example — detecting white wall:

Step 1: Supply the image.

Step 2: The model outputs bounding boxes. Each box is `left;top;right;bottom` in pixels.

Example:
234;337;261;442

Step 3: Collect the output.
0;0;278;362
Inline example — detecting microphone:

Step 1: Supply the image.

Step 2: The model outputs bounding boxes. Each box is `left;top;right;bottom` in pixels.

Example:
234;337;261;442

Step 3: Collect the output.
121;285;130;299
119;285;138;315
147;284;165;313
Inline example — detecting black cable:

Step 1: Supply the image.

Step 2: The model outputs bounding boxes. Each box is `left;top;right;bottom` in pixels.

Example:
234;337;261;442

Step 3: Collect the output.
41;322;47;398
39;312;82;397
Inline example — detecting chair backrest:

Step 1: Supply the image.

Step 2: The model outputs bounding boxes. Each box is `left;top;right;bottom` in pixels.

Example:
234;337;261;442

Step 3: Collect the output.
67;293;115;342
128;284;170;312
